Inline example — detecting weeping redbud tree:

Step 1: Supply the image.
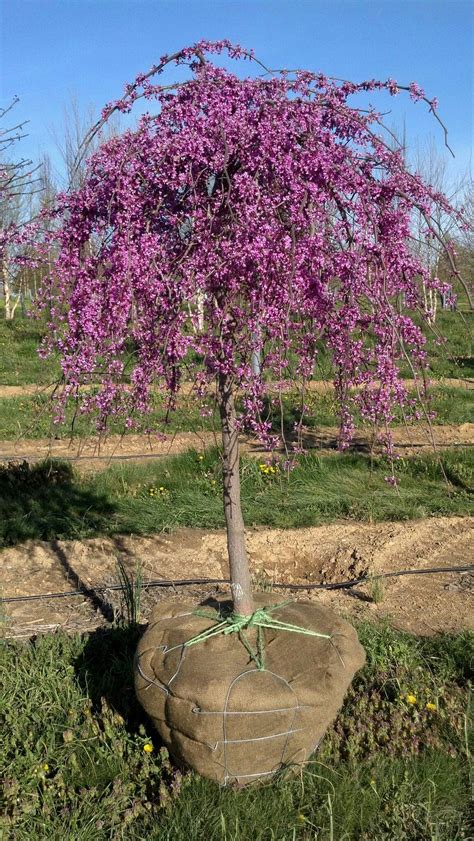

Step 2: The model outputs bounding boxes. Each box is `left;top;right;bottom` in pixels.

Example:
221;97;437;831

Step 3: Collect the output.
31;41;464;616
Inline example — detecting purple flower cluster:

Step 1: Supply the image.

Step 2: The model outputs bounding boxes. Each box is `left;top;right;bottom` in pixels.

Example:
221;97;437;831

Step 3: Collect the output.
17;42;463;448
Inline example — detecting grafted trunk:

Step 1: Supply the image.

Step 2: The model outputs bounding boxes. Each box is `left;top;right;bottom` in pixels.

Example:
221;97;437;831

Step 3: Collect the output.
217;372;254;616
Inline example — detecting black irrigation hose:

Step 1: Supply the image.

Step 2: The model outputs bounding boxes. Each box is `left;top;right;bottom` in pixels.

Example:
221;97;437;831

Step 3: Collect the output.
1;565;473;604
0;577;227;604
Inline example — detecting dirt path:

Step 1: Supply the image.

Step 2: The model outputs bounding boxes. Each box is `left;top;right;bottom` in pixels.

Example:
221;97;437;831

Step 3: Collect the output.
0;423;472;471
0;377;472;400
1;517;472;640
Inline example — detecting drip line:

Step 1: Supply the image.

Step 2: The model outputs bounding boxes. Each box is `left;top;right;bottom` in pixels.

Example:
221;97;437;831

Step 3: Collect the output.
1;564;472;604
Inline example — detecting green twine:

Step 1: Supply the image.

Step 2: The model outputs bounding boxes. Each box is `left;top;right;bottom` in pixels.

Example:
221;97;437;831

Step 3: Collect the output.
183;601;332;671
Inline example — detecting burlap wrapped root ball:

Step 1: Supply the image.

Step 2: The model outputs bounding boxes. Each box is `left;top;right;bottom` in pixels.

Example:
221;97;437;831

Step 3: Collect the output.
135;593;365;785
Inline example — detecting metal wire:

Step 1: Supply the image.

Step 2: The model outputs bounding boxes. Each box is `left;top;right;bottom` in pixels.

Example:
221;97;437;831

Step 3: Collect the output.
134;608;334;785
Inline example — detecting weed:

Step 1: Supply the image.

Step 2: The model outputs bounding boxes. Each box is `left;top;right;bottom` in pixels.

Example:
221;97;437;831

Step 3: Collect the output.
115;558;143;627
367;575;386;604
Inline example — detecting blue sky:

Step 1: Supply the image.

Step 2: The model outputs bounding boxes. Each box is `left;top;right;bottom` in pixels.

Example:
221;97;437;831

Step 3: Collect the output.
1;0;472;185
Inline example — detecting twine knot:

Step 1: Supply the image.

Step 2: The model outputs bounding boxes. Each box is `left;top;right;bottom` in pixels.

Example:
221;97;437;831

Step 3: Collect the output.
184;601;333;671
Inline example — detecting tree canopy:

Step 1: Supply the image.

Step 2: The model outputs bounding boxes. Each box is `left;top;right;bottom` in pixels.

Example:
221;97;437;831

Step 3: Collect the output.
21;40;466;451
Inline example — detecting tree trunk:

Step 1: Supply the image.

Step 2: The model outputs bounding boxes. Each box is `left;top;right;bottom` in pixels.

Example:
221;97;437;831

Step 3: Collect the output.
217;372;254;616
196;291;205;332
251;330;261;377
1;256;16;320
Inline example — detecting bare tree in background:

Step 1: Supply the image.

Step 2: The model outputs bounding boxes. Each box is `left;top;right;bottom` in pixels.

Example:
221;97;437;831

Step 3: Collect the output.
0;97;124;320
0;98;39;319
415;138;471;318
51;95;122;189
451;177;474;307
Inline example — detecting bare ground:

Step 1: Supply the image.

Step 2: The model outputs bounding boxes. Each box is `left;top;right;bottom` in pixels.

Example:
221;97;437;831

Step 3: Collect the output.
0;376;472;400
2;516;472;640
0;422;473;471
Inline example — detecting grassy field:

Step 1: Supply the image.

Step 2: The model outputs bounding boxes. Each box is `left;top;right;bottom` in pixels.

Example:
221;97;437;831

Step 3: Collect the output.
0;447;472;547
0;309;472;387
1;620;471;840
0;315;60;386
0;384;472;441
400;309;473;380
0;308;471;447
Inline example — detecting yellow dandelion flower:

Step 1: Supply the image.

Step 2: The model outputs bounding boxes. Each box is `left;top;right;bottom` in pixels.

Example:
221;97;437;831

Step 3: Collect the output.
426;702;437;712
296;814;306;824
198;454;204;460
42;764;50;772
406;694;417;705
143;743;153;753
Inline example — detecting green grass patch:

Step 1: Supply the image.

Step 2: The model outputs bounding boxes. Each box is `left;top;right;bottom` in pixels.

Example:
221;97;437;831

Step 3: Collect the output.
277;385;474;435
1;622;471;839
0;391;218;440
0;384;472;441
104;447;473;533
0;448;472;547
400;310;473;380
0;460;115;546
421;385;473;425
0;316;60;386
0;310;471;388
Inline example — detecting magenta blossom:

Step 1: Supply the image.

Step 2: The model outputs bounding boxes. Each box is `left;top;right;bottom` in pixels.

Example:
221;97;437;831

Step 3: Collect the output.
19;41;463;452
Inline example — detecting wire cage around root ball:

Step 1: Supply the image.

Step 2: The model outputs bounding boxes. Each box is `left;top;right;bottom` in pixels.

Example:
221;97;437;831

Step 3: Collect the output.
134;592;366;785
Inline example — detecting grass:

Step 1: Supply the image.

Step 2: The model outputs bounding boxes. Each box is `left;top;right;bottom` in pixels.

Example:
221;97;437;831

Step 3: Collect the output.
0;384;472;441
277;384;474;435
417;310;473;380
0;460;115;547
104;447;473;533
0;447;472;547
0;315;60;386
0;309;471;387
1;621;471;839
0;391;218;440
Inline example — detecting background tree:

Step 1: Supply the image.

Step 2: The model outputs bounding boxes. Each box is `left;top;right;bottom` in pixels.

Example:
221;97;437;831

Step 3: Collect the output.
8;99;125;315
436;176;474;309
21;41;467;616
411;138;471;318
0;98;40;319
51;95;123;190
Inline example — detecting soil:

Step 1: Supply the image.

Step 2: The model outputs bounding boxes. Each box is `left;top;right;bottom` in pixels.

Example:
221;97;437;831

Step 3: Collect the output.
2;516;472;640
0;422;473;472
0;377;471;400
